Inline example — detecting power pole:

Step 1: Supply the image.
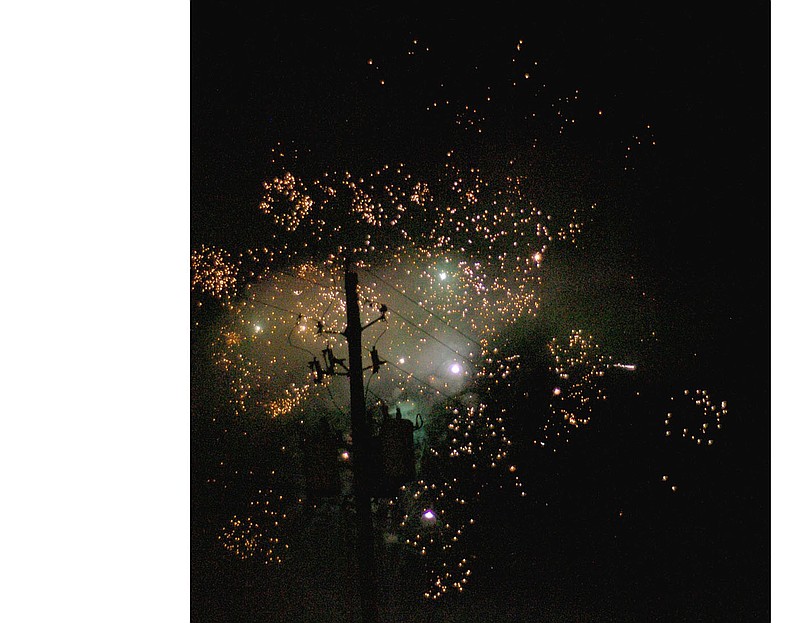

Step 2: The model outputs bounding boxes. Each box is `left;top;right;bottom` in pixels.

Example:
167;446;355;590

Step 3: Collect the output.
343;259;379;623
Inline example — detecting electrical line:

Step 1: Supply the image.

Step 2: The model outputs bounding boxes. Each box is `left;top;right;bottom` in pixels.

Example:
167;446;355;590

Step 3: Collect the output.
268;266;342;293
287;315;319;359
251;267;344;329
252;297;344;335
368;320;388;350
324;383;348;418
362;267;483;350
251;297;299;319
255;266;470;416
365;387;385;406
385;304;472;361
364;369;378;403
319;278;341;325
384;359;461;402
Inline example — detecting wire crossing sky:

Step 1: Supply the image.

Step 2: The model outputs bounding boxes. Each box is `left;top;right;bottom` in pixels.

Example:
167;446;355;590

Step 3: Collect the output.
191;3;769;614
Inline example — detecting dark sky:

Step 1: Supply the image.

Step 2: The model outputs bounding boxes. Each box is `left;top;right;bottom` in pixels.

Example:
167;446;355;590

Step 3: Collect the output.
189;6;774;618
0;6;780;621
191;2;770;378
191;3;770;250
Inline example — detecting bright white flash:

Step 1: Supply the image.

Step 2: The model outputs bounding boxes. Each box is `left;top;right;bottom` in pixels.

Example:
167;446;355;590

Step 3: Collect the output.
421;509;437;525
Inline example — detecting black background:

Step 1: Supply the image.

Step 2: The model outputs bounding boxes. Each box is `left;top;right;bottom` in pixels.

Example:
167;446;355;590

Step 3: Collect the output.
191;3;771;621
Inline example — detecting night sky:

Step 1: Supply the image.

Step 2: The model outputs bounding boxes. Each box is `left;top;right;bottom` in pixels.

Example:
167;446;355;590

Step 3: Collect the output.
5;4;794;623
189;4;772;622
192;2;769;368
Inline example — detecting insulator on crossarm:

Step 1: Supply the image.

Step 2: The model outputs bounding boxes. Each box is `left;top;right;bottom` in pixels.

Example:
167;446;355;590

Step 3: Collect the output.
370;346;386;373
308;357;324;383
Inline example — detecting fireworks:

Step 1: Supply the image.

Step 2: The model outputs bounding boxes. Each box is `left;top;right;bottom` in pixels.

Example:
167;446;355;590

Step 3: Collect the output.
191;35;625;598
397;477;475;599
664;388;727;445
191;245;238;301
548;330;610;428
522;330;613;455
190;22;739;604
218;487;303;565
200;149;586;422
658;388;728;492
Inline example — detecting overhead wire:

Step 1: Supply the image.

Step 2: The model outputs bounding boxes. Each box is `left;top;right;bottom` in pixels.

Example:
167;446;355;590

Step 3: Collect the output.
251;297;300;319
363;319;388;401
319;278;341;325
384;359;460;402
384;304;472;361
287;315;319;359
324;382;348;418
268;265;343;293
252;264;474;417
362;266;483;350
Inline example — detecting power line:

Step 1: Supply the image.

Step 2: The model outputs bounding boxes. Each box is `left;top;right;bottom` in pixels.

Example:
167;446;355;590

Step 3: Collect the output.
362;267;483;350
365;387;385;406
252;266;346;335
251;297;299;318
268;266;343;293
324;383;348;418
319;277;342;325
252;297;344;335
255;266;467;410
384;359;461;402
384;304;472;362
287;315;318;359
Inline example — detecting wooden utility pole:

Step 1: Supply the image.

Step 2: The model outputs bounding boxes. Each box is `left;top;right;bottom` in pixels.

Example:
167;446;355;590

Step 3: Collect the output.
343;260;379;623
